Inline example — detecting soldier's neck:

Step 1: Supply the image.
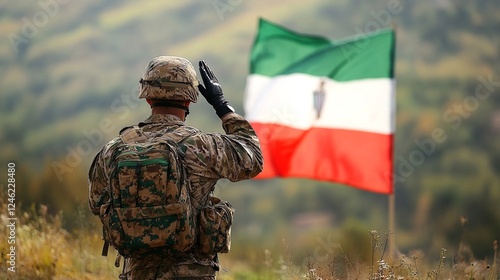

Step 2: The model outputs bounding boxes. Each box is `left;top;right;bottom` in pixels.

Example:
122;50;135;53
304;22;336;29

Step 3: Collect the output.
151;107;186;121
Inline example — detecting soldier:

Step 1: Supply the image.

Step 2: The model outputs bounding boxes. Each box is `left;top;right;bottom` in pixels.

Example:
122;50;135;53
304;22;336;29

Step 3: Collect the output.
88;56;263;279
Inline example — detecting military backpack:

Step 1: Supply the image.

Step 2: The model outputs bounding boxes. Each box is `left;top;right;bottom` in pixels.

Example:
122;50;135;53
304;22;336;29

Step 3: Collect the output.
99;125;197;258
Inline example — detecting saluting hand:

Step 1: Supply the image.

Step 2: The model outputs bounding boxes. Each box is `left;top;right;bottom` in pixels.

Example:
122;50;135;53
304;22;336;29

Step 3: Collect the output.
198;61;234;118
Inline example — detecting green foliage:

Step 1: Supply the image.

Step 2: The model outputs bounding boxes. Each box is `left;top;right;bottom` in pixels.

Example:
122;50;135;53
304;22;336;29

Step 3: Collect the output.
0;196;118;279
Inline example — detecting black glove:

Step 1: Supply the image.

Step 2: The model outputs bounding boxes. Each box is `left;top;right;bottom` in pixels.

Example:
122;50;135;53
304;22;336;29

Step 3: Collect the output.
198;60;235;118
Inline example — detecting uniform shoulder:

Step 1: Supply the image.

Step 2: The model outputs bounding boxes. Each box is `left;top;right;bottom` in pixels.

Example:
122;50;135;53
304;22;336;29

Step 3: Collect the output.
172;125;202;140
98;136;122;161
178;125;201;134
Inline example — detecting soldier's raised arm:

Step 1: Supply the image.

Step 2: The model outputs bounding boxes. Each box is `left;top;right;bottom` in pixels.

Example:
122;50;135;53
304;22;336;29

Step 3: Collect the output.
187;60;263;181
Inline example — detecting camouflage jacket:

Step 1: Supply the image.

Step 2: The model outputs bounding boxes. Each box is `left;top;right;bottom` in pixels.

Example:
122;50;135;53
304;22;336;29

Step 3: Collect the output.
88;113;263;278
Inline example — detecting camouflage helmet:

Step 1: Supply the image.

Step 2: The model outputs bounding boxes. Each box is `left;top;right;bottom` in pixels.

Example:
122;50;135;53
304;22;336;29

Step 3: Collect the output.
138;56;199;102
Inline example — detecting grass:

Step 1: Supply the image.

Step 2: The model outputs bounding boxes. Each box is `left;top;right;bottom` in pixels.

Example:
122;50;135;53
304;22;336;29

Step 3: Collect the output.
0;201;119;280
0;198;498;279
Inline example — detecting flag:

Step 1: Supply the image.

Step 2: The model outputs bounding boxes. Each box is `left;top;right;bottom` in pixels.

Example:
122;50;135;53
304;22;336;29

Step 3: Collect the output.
244;19;395;194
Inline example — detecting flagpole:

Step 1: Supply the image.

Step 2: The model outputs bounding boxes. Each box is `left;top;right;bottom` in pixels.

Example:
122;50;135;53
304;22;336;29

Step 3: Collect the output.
388;20;398;260
388;190;395;259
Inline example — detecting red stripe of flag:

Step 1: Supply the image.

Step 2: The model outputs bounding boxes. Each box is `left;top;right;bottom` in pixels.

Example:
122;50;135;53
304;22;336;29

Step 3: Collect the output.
251;122;394;194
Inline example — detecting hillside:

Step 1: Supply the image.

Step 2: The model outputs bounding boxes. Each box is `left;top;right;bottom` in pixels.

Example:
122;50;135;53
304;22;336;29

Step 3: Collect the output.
1;0;500;265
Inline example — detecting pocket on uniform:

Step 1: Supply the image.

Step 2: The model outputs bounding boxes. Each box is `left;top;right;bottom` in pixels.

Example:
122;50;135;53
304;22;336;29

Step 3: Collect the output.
198;197;234;254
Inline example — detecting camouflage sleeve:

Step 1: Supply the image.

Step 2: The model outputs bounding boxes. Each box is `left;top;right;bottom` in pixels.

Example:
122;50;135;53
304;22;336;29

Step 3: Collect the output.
88;148;108;216
183;112;263;182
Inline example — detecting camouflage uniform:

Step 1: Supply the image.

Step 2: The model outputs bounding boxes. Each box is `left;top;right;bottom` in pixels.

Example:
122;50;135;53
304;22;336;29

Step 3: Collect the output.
89;56;263;279
89;113;263;279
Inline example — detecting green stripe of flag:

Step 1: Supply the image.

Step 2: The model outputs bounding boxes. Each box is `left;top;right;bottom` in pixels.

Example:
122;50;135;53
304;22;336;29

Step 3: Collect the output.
250;18;395;81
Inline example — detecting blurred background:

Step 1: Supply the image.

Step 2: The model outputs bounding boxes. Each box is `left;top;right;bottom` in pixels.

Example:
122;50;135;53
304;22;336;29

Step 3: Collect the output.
1;0;499;278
